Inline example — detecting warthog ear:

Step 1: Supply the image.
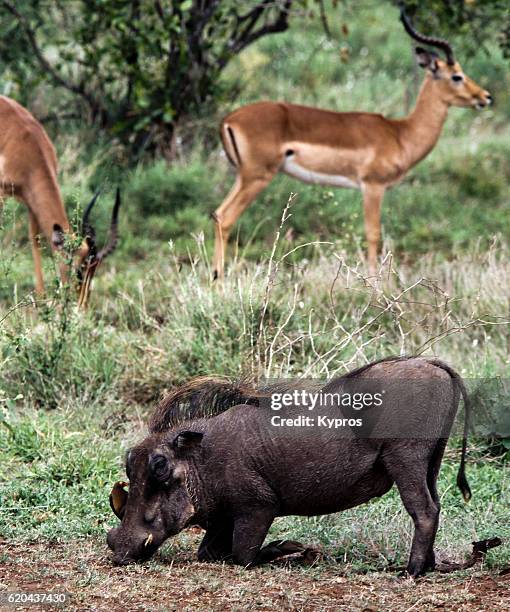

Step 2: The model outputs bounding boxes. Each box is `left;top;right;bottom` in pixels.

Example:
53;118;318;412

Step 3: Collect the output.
173;431;203;452
109;481;129;519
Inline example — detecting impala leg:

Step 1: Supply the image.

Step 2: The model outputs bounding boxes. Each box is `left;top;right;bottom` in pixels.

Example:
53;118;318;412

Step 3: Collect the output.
212;174;273;280
361;184;385;277
212;176;242;280
28;211;45;295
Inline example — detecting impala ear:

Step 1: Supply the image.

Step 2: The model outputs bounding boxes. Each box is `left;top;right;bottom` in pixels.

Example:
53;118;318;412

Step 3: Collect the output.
51;224;65;249
415;47;439;73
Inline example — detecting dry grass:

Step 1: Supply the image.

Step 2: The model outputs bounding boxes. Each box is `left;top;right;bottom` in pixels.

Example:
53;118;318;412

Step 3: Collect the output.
1;535;509;612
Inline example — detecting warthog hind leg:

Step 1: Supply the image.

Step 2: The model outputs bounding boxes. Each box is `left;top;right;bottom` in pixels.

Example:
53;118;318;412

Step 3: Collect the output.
383;451;440;577
255;540;306;564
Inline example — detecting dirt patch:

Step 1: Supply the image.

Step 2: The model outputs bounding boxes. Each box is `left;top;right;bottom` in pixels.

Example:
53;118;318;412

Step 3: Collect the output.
0;537;508;611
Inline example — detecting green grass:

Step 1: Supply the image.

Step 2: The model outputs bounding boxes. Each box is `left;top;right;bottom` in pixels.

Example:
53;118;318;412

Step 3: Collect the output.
1;251;509;568
1;404;508;570
0;410;118;540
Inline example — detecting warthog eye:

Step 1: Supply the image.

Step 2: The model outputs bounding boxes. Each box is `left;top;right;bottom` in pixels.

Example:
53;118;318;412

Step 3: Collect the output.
149;453;172;482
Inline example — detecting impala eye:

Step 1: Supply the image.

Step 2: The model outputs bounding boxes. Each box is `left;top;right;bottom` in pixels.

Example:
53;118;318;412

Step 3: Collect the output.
451;74;463;82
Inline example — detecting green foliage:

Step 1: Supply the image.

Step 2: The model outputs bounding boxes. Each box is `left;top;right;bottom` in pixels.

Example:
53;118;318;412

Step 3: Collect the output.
1;278;120;409
0;409;119;540
0;0;295;158
127;160;215;217
399;0;510;58
1;0;508;161
0;198;20;293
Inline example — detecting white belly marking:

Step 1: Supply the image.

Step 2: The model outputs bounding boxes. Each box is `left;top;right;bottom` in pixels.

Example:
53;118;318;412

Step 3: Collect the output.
282;155;359;190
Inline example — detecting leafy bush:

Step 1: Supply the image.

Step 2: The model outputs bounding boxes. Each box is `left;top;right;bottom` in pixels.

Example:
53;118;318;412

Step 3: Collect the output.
1;291;120;409
127;160;216;217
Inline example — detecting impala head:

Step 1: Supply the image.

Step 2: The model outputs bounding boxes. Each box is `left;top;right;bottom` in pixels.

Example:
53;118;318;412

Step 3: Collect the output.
54;189;121;308
401;9;492;110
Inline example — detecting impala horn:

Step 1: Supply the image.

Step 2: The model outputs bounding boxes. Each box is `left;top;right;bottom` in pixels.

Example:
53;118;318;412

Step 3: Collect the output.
82;190;101;258
81;188;121;264
96;188;121;264
400;8;455;66
78;188;121;308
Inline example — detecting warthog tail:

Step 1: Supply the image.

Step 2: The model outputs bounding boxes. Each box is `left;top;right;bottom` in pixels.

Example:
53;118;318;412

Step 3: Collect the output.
427;359;472;502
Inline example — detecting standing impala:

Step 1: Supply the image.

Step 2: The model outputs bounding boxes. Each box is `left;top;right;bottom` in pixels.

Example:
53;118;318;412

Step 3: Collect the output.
212;11;492;278
0;95;120;307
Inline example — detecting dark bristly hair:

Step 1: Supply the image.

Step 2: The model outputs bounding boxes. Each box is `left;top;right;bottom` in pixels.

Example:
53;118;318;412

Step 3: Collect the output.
149;376;263;433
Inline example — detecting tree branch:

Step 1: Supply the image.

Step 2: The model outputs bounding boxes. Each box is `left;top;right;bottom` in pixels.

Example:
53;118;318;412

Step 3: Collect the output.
194;0;221;40
318;0;331;39
0;0;101;114
220;0;293;69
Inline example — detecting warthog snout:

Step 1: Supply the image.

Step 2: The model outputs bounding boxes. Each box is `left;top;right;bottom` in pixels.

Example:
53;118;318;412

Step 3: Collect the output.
107;526;159;566
106;433;203;567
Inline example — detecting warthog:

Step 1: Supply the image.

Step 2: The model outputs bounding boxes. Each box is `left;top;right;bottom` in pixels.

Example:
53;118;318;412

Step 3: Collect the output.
107;357;471;577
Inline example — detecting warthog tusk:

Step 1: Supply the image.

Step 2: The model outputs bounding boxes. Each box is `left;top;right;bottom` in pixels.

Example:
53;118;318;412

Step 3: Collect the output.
144;533;153;547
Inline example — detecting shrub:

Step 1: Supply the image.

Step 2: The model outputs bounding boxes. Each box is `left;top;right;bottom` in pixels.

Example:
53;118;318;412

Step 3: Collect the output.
126;160;217;218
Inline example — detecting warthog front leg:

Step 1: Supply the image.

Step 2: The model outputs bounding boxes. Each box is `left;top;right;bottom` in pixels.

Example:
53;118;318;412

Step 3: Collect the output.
231;509;278;567
231;512;316;567
200;514;310;566
197;520;234;562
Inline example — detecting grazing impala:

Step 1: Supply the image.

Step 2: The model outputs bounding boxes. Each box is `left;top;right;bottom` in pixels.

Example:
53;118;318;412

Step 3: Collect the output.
212;10;492;278
0;95;120;307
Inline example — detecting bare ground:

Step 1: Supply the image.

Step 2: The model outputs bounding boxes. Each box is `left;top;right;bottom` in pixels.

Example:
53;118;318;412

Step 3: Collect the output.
1;531;509;612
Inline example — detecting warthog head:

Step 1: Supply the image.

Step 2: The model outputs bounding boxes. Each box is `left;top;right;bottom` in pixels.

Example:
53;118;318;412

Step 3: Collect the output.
106;430;203;565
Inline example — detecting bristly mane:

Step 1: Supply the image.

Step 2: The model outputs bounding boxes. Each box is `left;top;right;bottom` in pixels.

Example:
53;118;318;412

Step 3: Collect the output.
149;357;411;433
149;376;263;433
